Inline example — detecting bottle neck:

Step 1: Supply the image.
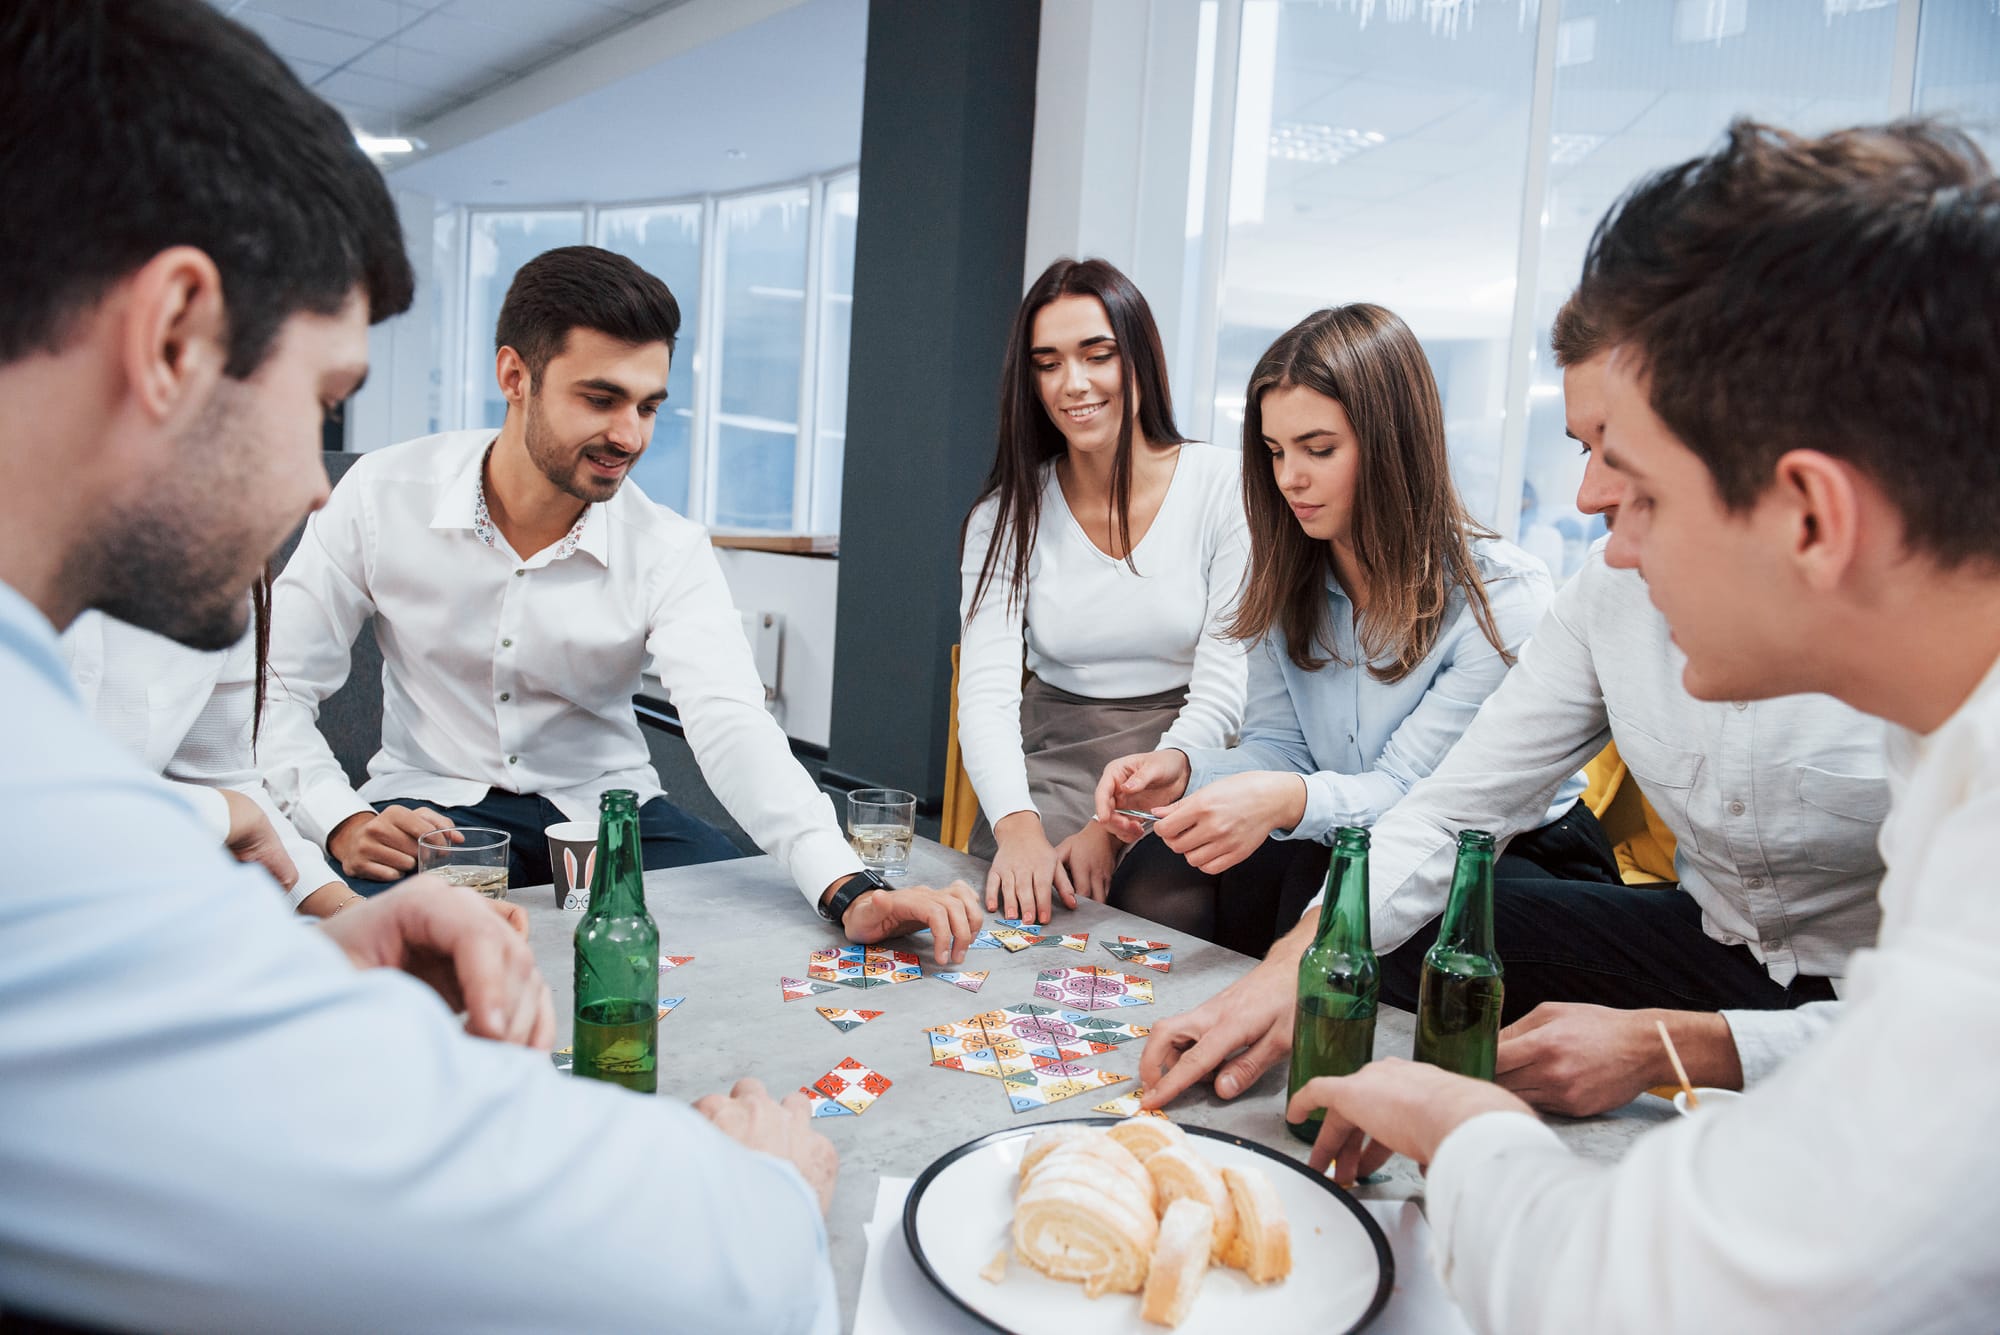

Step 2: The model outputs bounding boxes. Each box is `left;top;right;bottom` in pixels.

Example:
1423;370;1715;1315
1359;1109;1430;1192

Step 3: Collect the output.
1436;846;1496;957
588;805;648;917
1311;845;1372;953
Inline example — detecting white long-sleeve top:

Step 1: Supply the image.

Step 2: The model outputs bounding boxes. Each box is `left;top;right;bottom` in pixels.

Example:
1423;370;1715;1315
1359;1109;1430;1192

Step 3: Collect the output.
261;430;861;909
60;609;341;907
957;444;1251;824
0;580;835;1334
1424;649;2000;1334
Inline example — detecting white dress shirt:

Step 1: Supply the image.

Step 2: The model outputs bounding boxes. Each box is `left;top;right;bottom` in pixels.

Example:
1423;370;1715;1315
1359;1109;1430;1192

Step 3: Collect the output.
60;610;341;906
1180;536;1582;839
263;430;861;907
958;443;1251;823
0;580;834;1334
1359;544;1888;1010
1425;648;2000;1334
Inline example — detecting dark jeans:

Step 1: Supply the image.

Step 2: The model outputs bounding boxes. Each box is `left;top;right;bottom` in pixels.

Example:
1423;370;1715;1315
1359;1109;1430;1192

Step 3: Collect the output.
1107;798;1621;959
1379;877;1838;1024
341;790;741;895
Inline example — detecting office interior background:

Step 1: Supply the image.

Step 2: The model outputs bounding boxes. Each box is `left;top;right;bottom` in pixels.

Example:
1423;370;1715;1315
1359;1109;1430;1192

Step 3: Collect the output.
212;0;2000;819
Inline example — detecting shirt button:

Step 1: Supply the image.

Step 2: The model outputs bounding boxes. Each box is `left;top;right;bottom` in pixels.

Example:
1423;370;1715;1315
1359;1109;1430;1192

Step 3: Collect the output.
1747;876;1766;889
499;692;511;702
1762;938;1782;952
1732;700;1748;711
508;755;519;765
501;638;513;648
1728;800;1746;816
515;569;526;578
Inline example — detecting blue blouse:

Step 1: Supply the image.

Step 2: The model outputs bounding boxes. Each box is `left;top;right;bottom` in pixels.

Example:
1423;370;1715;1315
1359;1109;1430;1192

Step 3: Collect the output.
1180;536;1584;842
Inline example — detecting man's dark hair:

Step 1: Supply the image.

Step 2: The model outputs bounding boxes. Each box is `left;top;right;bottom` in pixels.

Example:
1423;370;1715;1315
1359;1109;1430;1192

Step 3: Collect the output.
1548;292;1604;370
1575;118;2000;567
495;246;682;390
0;0;415;377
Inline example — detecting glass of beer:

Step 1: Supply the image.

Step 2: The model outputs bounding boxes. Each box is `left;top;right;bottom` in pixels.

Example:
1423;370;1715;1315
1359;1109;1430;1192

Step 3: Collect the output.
847;789;916;879
418;827;511;900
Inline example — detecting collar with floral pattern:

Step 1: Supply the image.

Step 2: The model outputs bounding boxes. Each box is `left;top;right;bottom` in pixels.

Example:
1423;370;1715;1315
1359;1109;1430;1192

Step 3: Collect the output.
471;445;590;561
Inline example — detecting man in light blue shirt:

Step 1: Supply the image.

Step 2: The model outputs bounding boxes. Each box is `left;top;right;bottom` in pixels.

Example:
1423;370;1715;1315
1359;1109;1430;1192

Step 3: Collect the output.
0;4;836;1331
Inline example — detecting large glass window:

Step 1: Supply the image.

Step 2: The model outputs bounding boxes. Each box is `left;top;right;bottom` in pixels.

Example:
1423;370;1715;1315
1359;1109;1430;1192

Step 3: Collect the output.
713;188;811;531
597;202;703;515
463;210;585;429
811;173;860;532
1213;0;1540;520
1915;0;2000;160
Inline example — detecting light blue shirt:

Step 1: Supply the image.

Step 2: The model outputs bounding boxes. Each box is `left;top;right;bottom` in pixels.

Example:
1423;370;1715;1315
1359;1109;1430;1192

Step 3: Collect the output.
1181;537;1583;842
0;580;834;1334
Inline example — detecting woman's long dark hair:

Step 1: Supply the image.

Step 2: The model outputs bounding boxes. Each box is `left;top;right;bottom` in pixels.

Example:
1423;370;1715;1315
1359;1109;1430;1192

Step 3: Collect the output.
1227;304;1510;682
962;258;1188;618
251;562;272;743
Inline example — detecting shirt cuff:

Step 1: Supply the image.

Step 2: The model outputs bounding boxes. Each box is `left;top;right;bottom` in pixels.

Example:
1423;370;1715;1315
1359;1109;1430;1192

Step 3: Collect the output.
789;828;866;913
179;783;233;843
1180;745;1226;795
1426;1111;1568;1293
1720;1007;1815;1086
298;780;373;850
1283;771;1342;843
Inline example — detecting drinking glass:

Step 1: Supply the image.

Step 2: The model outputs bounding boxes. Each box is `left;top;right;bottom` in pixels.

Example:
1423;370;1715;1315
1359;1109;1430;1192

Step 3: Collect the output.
418;827;511;899
846;789;916;879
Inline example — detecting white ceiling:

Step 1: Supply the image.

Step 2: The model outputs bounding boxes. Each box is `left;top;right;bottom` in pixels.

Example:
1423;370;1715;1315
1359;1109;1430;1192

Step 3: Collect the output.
208;0;868;207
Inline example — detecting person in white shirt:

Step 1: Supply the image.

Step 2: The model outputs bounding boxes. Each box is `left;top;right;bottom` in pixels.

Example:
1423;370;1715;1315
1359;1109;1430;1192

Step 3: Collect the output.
1;5;839;1329
61;598;361;916
958;257;1250;924
1289;119;2000;1333
265;244;982;959
1097;304;1609;957
1135;298;1889;1116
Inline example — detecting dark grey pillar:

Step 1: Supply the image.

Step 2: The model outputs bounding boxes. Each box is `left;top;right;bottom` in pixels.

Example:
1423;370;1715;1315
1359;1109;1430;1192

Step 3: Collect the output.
824;0;1040;804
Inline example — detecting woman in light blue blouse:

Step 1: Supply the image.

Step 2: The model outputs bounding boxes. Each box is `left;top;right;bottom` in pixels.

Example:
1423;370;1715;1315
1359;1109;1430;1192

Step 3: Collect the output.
1097;304;1614;955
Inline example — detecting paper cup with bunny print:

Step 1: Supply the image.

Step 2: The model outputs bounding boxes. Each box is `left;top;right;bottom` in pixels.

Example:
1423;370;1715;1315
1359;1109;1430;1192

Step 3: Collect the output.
546;821;599;911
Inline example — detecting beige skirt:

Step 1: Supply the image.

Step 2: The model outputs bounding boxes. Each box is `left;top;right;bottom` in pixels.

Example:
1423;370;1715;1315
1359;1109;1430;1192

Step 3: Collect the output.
968;675;1189;858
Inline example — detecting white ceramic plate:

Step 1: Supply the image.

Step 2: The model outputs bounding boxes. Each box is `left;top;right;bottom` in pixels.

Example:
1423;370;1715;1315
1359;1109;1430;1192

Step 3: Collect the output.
904;1119;1392;1334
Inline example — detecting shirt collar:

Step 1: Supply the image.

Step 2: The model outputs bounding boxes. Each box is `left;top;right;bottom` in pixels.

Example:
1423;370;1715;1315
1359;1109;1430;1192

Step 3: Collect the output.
432;439;609;568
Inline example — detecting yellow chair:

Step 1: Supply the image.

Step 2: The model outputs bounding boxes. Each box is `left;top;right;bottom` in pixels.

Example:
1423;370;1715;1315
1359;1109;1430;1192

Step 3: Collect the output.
1582;741;1678;885
940;645;977;853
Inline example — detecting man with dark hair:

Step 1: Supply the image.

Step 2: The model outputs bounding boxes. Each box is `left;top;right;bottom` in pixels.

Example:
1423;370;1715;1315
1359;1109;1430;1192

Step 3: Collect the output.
1138;285;1891;1119
0;3;841;1329
262;244;985;954
1290;119;2000;1330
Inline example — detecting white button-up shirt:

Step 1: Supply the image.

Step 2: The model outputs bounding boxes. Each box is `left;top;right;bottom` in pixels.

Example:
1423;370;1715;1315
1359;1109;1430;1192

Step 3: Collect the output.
1425;649;2000;1334
263;430;861;907
60;610;340;906
1361;543;1889;996
0;580;835;1334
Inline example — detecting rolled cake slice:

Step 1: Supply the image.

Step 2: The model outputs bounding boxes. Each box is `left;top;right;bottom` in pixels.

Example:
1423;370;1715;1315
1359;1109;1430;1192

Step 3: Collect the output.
1013;1151;1159;1298
1107;1115;1188;1164
1145;1145;1236;1265
1219;1165;1292;1283
1018;1123;1099;1186
1140;1198;1215;1329
1056;1133;1158;1213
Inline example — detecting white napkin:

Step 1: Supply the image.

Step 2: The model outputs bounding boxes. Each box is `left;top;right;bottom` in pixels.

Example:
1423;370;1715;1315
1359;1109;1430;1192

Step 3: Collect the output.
854;1177;1474;1334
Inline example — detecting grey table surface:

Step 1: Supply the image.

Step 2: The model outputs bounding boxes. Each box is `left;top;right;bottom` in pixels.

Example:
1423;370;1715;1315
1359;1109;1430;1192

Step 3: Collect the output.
520;838;1675;1331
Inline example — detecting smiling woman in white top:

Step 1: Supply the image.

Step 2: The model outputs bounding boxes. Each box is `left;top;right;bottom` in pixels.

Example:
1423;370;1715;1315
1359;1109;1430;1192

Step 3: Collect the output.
958;258;1250;926
1098;304;1606;955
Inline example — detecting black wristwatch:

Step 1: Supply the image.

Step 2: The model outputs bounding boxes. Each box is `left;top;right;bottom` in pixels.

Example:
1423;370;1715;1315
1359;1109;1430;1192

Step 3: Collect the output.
819;868;891;923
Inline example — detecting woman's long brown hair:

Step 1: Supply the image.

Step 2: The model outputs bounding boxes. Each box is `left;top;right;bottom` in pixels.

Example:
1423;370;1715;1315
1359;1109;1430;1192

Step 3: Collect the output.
1226;304;1510;682
251;562;272;743
962;258;1188;618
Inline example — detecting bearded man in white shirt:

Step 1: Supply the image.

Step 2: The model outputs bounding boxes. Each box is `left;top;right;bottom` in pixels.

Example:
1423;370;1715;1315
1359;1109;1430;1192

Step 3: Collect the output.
1288;118;2000;1333
263;245;983;959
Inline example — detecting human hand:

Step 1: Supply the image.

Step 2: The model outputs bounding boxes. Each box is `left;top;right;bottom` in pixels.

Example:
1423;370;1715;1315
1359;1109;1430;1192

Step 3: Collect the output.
320;874;553;1048
1150;771;1307;875
1288;1058;1537;1184
844;879;984;964
694;1077;839;1216
1095;749;1192;840
1138;943;1303;1109
1055;820;1123;902
1498;1004;1740;1117
985;812;1074;925
220;788;300;891
328;804;458;881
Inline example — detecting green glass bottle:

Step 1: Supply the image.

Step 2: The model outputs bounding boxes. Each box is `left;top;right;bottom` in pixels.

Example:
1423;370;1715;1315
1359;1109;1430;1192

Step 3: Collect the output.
572;789;659;1093
1413;829;1505;1080
1286;827;1380;1143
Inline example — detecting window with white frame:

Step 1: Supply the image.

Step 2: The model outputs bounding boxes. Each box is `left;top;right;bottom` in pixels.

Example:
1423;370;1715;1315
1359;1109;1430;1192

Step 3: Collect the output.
450;168;858;537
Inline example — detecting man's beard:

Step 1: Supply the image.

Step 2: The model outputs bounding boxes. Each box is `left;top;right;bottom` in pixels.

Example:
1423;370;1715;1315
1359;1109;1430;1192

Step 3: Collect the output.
85;382;273;651
523;391;628;504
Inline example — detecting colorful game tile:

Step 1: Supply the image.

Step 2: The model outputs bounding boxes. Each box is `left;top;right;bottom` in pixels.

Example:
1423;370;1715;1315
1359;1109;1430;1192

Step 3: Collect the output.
1092;1091;1168;1119
780;975;841;1003
658;997;684;1019
1033;965;1155;1011
1002;1065;1127;1112
1101;936;1173;973
932;970;989;993
550;1046;573;1072
658;955;695;974
816;1006;885;1034
925;1004;1148;1114
807;945;924;989
798;1057;892;1118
